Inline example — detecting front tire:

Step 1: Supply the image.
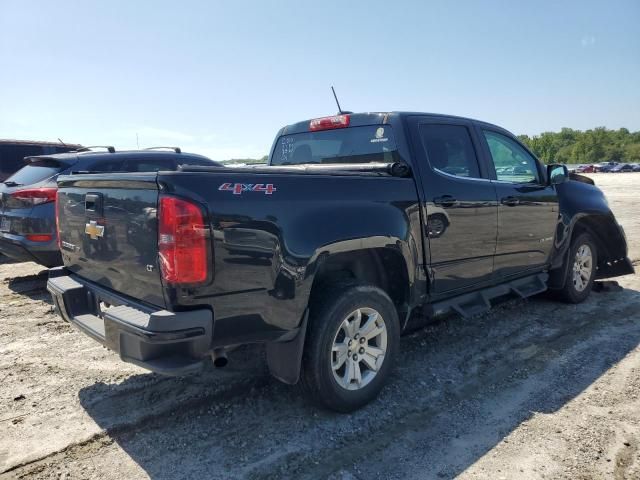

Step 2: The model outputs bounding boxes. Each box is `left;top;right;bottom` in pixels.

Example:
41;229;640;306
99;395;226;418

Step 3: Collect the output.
557;232;598;303
300;284;400;413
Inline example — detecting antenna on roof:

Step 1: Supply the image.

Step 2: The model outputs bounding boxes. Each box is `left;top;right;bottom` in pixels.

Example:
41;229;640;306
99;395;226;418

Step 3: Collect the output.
331;86;352;115
58;138;67;147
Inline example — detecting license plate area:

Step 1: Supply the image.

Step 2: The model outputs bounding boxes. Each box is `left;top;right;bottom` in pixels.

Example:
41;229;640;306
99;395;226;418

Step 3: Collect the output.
0;217;10;232
89;290;124;320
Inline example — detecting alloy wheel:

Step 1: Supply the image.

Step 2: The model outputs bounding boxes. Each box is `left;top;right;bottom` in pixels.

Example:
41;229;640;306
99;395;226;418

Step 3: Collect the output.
573;244;593;292
330;307;387;391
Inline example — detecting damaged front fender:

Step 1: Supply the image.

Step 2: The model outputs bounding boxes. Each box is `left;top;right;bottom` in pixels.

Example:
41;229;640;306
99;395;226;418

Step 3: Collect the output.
548;179;635;288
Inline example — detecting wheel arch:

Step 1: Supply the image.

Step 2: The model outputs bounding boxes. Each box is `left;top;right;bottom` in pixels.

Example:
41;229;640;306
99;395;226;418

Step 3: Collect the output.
308;246;413;323
549;213;632;289
266;240;418;385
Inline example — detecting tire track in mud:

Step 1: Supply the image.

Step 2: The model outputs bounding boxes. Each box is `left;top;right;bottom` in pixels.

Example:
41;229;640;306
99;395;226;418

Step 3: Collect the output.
244;301;640;479
613;436;638;480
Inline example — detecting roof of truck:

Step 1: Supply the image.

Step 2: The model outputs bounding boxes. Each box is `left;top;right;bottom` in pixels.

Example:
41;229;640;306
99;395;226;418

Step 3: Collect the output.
280;111;506;136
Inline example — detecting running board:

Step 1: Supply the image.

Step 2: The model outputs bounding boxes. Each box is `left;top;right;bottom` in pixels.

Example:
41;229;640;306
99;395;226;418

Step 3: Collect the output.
425;273;548;319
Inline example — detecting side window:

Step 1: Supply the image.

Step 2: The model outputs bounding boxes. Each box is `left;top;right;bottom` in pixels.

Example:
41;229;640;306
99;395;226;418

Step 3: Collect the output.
483;131;540;184
122;158;177;172
419;124;482;179
82;158;125;172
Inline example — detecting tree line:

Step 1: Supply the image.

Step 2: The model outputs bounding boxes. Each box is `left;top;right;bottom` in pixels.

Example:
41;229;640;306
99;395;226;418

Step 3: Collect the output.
518;127;640;165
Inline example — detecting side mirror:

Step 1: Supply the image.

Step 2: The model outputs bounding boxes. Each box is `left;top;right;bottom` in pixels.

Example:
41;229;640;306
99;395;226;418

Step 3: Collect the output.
548;164;569;185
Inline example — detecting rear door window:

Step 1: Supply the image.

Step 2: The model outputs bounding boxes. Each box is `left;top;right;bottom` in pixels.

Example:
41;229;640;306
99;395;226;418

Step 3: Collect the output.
79;158;125;172
122;158;177;172
419;124;482;178
270;125;398;165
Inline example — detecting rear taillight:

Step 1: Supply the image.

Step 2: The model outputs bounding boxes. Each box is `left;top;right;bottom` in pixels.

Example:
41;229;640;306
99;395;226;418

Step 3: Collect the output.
26;234;53;242
309;114;350;131
158;195;209;285
11;187;57;205
55;191;61;250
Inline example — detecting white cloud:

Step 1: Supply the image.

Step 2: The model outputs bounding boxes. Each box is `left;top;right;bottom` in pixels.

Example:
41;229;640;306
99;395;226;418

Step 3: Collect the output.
581;35;596;47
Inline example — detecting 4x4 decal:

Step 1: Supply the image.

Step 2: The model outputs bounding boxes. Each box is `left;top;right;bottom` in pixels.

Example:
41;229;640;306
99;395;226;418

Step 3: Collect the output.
218;183;277;195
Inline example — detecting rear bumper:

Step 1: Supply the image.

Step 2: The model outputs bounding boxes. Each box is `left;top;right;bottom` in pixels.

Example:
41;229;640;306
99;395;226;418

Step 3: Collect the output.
0;233;61;267
47;267;213;375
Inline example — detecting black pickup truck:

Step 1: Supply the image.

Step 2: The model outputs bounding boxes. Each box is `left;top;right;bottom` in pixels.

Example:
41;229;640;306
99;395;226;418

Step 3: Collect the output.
47;112;634;412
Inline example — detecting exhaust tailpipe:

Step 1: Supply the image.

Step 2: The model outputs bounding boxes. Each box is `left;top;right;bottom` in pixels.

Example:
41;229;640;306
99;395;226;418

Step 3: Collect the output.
212;348;228;368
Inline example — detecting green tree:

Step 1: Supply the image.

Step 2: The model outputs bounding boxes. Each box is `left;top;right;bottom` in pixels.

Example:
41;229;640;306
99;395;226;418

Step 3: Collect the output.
518;126;639;164
625;143;640;162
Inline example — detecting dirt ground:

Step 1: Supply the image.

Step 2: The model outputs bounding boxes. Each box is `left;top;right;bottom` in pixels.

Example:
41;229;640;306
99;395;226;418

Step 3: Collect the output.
1;173;639;480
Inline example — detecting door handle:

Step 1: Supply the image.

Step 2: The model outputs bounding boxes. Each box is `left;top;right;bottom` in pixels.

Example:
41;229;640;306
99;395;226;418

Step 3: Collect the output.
433;195;457;208
501;196;520;207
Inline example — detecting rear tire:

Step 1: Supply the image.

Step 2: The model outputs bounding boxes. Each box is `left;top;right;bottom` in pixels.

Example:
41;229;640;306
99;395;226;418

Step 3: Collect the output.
300;284;400;413
556;232;598;303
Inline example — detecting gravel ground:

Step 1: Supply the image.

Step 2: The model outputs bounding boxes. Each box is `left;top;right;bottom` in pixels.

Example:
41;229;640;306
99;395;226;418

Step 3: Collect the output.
1;173;639;480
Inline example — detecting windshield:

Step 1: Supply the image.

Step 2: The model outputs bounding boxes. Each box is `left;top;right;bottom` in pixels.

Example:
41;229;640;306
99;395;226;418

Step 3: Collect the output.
270;125;398;165
5;159;72;185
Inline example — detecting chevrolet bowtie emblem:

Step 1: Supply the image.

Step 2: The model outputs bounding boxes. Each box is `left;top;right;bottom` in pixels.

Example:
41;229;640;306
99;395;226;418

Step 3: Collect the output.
85;220;105;240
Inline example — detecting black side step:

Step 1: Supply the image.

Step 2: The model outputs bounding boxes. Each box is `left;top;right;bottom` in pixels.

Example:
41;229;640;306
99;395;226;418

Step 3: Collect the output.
426;273;548;319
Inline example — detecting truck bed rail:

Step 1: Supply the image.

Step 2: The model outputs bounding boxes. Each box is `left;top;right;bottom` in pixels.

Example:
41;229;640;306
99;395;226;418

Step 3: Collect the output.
179;162;412;177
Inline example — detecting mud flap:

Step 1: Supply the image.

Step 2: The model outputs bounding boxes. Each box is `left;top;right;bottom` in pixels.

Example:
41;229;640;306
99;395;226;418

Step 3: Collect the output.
266;310;308;385
548;248;570;290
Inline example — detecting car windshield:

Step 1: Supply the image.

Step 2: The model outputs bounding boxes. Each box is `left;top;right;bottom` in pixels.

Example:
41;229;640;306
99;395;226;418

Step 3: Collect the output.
5;158;73;185
270;125;399;165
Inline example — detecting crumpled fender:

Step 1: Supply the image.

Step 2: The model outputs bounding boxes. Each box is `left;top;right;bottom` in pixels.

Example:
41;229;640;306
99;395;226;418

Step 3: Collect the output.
548;179;634;288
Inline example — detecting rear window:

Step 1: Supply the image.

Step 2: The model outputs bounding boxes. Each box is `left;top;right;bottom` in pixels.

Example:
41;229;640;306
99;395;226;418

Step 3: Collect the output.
270;125;398;165
5;159;70;185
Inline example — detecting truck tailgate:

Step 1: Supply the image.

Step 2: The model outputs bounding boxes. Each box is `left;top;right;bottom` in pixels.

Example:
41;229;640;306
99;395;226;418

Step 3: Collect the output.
56;173;165;307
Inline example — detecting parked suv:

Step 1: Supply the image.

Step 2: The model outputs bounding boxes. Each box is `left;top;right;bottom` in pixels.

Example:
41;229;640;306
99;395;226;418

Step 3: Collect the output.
0;140;82;181
0;147;219;267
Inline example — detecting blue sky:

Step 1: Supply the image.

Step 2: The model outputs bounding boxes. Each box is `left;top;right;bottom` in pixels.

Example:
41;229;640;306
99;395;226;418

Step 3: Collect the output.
1;0;638;160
